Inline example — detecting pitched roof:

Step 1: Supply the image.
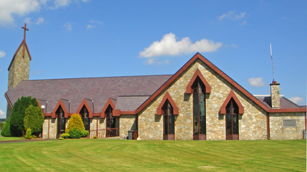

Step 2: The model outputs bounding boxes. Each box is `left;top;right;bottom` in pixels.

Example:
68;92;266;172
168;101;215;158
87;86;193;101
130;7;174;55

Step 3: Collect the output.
255;96;301;109
5;75;172;113
8;39;32;71
115;95;150;111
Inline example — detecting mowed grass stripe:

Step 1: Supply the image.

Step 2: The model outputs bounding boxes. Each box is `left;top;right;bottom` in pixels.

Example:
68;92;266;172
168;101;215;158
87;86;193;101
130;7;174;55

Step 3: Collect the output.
0;139;305;171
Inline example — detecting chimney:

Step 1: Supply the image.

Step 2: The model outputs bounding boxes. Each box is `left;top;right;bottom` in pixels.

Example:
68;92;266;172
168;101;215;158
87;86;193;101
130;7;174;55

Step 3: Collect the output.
270;81;280;108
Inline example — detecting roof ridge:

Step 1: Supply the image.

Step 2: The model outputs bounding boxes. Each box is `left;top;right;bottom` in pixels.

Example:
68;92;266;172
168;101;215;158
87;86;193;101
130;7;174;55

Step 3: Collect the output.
23;74;173;81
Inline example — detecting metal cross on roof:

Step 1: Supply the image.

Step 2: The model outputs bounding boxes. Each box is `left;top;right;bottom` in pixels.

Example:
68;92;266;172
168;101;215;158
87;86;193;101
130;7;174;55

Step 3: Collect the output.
21;23;29;41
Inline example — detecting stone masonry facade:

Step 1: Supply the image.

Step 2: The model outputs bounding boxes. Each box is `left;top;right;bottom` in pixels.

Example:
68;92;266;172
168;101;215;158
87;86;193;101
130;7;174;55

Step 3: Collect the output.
270;112;305;140
138;59;268;140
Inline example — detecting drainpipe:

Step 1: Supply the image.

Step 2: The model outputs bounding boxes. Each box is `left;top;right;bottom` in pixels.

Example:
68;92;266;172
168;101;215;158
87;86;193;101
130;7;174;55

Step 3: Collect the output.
267;112;270;140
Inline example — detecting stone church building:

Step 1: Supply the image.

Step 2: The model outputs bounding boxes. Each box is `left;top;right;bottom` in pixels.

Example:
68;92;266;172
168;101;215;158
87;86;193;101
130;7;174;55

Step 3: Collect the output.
5;25;306;140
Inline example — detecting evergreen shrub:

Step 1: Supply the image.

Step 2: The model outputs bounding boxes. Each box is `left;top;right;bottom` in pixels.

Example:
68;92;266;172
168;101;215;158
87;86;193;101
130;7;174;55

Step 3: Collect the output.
1;118;11;137
31;135;37;139
25;128;32;139
24;105;44;135
61;133;70;139
81;130;89;137
68;128;82;139
66;114;85;133
58;137;64;140
10;96;39;136
93;136;97;139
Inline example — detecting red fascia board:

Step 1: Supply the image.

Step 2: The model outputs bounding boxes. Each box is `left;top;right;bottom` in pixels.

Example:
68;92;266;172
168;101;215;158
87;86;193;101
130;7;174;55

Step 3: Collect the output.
51;99;69;118
269;108;307;113
156;91;179;115
43;113;52;117
220;90;244;115
100;98;116;118
113;110;137;116
4;93;13;108
186;69;211;94
76;98;94;118
8;40;32;71
136;53;270;114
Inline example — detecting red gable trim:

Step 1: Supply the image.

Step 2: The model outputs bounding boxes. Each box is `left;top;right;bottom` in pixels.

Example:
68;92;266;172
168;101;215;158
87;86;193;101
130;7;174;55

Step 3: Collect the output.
186;68;211;94
4;93;13;108
76;98;94;118
8;40;32;71
269;108;306;113
100;98;116;118
157;92;179;115
136;53;270;114
220;90;244;115
51;99;69;118
113;110;137;116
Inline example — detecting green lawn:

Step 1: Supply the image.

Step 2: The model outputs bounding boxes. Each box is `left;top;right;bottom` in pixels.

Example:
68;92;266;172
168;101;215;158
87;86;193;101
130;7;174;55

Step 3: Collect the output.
0;139;305;171
0;136;24;141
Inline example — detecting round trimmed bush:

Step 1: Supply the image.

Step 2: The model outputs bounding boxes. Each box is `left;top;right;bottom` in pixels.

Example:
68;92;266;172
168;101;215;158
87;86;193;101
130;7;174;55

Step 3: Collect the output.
61;133;70;139
81;130;89;137
68;128;82;139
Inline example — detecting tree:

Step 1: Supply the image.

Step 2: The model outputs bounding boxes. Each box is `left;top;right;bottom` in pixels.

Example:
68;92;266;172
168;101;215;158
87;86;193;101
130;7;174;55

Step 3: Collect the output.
1;118;11;137
24;105;44;135
10;96;39;136
66;113;85;133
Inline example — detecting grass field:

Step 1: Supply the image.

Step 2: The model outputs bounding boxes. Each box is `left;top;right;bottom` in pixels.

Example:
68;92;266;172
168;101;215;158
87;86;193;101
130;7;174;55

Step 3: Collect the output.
0;139;305;171
0;137;24;141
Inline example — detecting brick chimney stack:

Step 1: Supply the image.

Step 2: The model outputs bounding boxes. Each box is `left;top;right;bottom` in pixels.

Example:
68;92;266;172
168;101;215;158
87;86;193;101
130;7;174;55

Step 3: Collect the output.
270;81;280;109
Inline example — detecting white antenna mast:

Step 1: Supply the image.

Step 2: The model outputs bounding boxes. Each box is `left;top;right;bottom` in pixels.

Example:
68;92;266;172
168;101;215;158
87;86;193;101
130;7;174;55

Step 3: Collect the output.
270;43;275;82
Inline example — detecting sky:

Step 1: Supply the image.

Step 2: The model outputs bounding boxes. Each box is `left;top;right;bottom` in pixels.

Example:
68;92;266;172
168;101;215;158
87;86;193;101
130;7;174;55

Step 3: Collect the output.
0;0;306;118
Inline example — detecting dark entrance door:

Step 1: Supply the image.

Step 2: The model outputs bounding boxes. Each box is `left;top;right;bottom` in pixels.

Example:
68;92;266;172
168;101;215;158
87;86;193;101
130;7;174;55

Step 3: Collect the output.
56;107;65;139
163;101;175;140
226;99;239;140
106;105;119;137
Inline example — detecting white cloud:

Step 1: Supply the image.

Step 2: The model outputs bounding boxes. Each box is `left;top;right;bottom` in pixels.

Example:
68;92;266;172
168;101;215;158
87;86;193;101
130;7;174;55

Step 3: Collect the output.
0;0;89;26
0;109;5;118
0;50;5;58
219;11;248;21
0;69;3;72
24;17;44;24
231;44;237;48
24;17;32;23
144;58;170;65
289;97;304;105
240;21;247;25
36;17;44;24
86;20;103;29
248;77;265;87
64;22;72;31
0;0;43;26
140;33;222;58
86;24;95;29
53;0;71;8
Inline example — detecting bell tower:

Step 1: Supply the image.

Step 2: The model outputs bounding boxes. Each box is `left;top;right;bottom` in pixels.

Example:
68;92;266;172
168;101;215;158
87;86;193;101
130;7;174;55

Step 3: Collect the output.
7;23;32;89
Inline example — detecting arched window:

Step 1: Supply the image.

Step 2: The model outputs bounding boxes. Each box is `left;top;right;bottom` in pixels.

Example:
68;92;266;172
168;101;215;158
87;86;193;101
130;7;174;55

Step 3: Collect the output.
56;106;66;138
226;98;239;140
192;77;206;140
80;105;90;130
163;100;175;140
105;105;119;137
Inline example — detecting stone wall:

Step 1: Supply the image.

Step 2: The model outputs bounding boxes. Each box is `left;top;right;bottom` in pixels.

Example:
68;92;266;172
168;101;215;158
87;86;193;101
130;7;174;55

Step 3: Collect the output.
8;44;30;89
49;118;57;139
270;112;305;140
120;115;137;139
42;118;49;139
138;59;267;140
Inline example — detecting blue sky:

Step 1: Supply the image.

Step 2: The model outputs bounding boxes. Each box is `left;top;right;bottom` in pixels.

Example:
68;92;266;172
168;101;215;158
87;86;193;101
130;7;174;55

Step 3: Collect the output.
0;0;306;118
